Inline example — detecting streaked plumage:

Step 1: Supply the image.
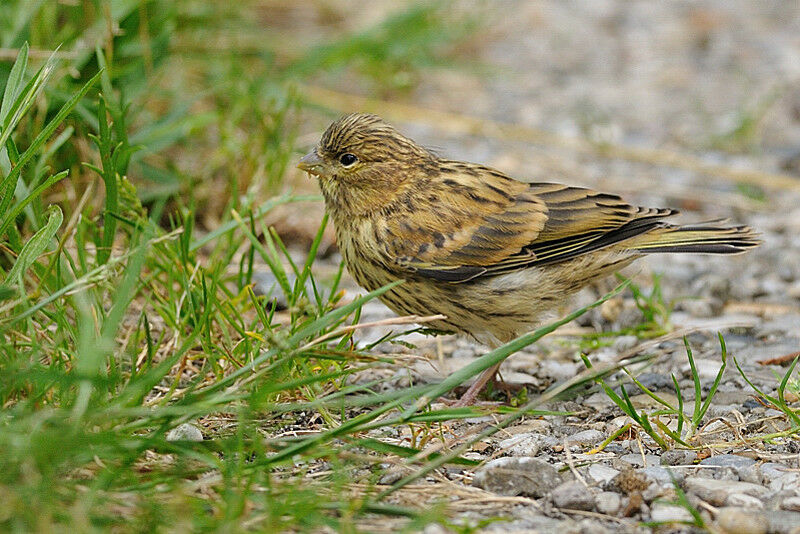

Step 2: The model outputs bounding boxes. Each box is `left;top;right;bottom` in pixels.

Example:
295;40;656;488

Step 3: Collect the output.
298;113;759;402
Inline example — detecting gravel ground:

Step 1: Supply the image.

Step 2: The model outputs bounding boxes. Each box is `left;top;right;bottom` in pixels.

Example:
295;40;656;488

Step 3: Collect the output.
281;2;800;532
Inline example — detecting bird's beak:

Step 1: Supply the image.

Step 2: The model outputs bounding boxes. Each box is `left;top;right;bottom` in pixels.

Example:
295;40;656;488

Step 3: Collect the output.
297;150;324;176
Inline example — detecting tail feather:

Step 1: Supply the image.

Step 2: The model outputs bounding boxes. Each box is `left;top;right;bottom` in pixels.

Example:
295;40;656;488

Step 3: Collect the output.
628;224;760;254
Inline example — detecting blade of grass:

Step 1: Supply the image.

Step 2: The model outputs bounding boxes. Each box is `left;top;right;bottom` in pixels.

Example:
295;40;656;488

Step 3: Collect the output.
0;70;102;218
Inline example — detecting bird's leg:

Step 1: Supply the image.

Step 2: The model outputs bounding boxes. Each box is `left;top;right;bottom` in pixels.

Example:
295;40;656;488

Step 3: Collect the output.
451;362;503;407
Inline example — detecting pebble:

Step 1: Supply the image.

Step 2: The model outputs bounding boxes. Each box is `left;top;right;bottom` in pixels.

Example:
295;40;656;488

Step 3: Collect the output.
422;524;449;534
699;454;757;475
378;467;411;485
612;334;639;352
166;423;203;442
684;477;769;506
472;457;561;497
781;496;800;512
688;358;726;380
649;503;694;523
564;429;605;447
681;297;723;318
617;453;660;468
661;450;698;466
769;474;800;493
583;391;616;410
587;464;620;485
747;463;800;492
497;432;556;456
538;359;580;381
594;491;621;515
640;466;681;486
551;480;596;511
715;507;767;534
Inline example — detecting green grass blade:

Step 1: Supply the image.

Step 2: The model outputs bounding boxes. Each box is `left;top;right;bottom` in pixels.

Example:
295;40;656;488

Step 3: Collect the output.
0;42;29;125
684;337;703;426
0;70;102;216
697;333;728;425
3;204;62;286
0;170;68;238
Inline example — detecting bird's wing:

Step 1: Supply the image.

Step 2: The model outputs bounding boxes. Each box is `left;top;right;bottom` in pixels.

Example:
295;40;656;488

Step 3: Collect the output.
382;165;675;283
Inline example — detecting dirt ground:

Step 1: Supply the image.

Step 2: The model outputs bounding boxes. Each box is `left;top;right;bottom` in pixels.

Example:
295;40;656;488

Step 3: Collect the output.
287;2;800;532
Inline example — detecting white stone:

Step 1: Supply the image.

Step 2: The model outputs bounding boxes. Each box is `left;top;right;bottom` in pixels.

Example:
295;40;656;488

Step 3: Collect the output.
650;503;694;523
166;423;203;442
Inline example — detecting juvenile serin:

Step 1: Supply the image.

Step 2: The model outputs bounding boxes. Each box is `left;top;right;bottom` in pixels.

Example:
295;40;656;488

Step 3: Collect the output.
298;113;759;404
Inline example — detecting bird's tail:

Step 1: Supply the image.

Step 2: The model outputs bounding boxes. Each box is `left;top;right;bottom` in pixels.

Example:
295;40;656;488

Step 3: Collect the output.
627;221;760;254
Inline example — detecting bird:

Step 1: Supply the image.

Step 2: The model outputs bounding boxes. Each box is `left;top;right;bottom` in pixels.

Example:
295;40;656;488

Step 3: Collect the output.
297;113;759;405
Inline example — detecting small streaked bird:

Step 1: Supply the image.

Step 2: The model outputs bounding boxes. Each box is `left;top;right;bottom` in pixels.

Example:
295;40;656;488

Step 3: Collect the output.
298;113;759;405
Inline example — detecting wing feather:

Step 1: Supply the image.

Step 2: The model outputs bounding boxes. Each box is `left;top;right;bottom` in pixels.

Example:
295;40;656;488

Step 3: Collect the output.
381;165;675;283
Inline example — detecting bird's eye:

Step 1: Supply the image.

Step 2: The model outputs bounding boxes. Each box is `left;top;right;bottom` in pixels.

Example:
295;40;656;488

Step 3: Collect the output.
339;153;358;167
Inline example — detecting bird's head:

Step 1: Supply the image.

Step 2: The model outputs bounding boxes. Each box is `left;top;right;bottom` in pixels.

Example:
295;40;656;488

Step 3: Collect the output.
298;113;436;216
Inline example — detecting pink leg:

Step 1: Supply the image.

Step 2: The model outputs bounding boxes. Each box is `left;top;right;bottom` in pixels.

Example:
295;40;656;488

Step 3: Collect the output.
451;362;503;407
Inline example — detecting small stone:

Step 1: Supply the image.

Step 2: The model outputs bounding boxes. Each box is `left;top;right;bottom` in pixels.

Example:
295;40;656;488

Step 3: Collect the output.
640;466;681;486
564;429;605;447
587;464;620;485
780;496;800;512
378;467;411;485
684;477;769;506
688;358;726;380
551;481;595;511
681;297;723;318
700;454;757;474
538;359;580;381
583;391;615;410
742;398;762;411
715;507;767;534
650;503;694;523
770;474;800;493
606;416;635;433
661;450;698;466
497;433;552;456
472;457;561;497
752;463;800;492
612;335;639;352
166;423;203;442
595;491;621;515
422;524;449;534
617;453;659;468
